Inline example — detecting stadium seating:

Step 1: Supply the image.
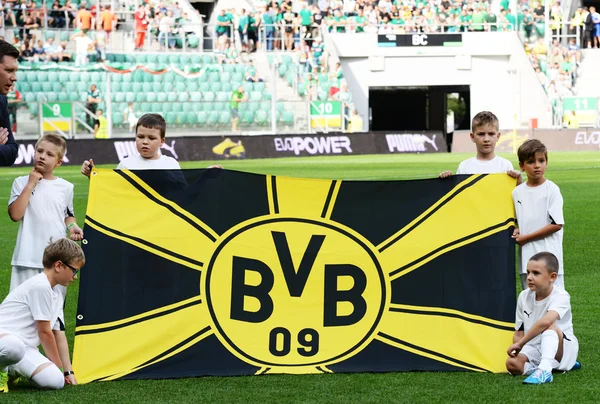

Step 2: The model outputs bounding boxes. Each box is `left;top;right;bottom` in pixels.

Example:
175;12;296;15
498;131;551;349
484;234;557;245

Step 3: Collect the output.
15;54;294;128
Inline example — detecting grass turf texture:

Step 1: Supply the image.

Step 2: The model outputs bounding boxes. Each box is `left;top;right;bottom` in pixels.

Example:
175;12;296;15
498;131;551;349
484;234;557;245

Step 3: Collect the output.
0;152;598;403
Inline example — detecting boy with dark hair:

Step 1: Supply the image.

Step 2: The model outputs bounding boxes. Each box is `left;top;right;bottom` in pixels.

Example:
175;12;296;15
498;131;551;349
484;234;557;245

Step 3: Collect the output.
439;111;521;181
0;238;85;392
512;139;564;289
506;252;579;384
81;113;180;174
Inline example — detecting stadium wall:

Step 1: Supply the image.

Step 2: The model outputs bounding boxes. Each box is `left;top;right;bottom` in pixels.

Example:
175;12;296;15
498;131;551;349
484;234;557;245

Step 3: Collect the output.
325;32;552;131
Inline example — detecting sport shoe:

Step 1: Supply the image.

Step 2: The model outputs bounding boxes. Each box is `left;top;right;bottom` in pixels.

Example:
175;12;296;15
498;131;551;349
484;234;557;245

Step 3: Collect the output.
523;368;553;384
571;360;581;371
0;370;8;393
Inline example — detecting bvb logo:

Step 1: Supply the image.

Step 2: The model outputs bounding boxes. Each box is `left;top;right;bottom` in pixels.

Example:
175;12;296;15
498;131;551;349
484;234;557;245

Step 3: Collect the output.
204;217;388;367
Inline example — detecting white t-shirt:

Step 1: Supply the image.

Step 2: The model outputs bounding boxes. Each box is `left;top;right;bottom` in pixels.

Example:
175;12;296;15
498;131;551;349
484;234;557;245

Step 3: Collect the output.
0;273;62;348
124;106;138;125
456;156;514;174
117;153;180;170
74;35;93;54
515;286;576;347
512;180;564;274
9;177;74;269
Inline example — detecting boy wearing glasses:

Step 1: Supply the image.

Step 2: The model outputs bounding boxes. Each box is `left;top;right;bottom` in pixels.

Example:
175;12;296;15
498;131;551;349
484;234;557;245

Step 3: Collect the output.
0;238;85;392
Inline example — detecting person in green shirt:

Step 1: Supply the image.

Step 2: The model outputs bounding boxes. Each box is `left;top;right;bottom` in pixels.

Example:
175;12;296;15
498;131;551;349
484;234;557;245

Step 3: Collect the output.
505;8;516;31
216;9;233;38
459;9;472;32
300;4;312;27
353;8;367;33
230;86;245;132
332;10;347;33
471;6;486;32
238;8;249;52
485;11;497;31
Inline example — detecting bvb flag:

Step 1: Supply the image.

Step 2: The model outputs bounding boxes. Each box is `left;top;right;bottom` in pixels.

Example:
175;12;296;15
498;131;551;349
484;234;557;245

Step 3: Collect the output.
73;169;517;383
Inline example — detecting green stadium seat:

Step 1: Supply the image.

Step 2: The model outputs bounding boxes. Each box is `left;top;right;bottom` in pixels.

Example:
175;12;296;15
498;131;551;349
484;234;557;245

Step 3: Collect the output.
120;82;132;92
175;82;186;92
163;82;174;92
172;103;183;113
202;102;213;112
207;111;219;124
214;102;226;112
250;91;262;102
186;111;197;124
197;111;207;124
256;110;267;125
18;82;30;92
111;74;122;83
235;64;246;74
157;55;169;65
260;101;271;112
283;111;294;125
44;92;58;102
263;92;272;101
24;93;36;103
166;112;177;125
209;72;220;83
58;72;69;83
29;103;38;117
51;82;62;93
216;92;228;102
69;93;79;101
178;93;189;102
203;91;215;102
162;103;173;113
42;82;52;92
182;103;193;113
142;83;153;93
60;31;70;42
200;82;210;92
232;72;243;82
75;82;87;93
219;111;230;125
153;74;163;83
180;55;190;65
132;82;143;93
80;72;90;82
141;103;153;113
58;92;68;101
147;54;158;63
175;111;186;125
188;82;199;92
281;55;293;65
146;92;156;102
254;82;265;92
248;102;259;112
44;31;55;40
167;93;177;102
223;65;235;73
203;54;214;64
318;91;328;101
243;111;254;124
38;72;49;82
190;92;201;102
79;93;87;102
136;54;147;64
220;82;232;92
190;54;202;65
157;93;167;102
135;92;145;102
210;82;221;92
90;72;101;83
168;55;179;64
31;82;42;92
112;113;124;126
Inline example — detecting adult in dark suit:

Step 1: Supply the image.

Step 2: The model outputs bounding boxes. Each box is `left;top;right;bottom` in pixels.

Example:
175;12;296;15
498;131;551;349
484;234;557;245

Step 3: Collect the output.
0;40;20;166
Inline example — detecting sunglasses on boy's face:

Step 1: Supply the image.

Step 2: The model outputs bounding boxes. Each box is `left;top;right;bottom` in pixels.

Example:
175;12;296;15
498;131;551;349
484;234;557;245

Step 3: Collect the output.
62;261;79;276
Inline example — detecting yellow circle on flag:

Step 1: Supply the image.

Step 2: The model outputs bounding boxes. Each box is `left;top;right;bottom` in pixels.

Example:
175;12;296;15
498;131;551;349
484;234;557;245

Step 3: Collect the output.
204;217;387;367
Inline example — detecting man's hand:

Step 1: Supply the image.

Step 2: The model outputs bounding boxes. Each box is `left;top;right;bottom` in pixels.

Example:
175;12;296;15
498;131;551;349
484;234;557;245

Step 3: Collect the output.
507;342;522;357
439;170;452;179
81;159;93;178
207;164;222;169
28;168;43;186
0;127;8;145
69;224;84;241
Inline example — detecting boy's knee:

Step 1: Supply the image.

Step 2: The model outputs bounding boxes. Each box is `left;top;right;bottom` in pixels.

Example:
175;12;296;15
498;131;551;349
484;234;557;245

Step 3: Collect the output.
506;357;524;375
31;364;65;390
0;334;26;365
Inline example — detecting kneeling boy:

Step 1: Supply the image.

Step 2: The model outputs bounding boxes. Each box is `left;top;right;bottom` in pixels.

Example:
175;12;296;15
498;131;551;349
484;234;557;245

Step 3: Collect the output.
0;238;84;392
506;252;579;384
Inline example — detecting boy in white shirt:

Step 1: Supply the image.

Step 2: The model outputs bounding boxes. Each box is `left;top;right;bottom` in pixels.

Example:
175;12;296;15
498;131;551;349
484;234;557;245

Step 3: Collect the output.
506;252;579;384
512;139;565;290
81;113;180;174
439;111;522;182
0;238;85;392
8;133;84;290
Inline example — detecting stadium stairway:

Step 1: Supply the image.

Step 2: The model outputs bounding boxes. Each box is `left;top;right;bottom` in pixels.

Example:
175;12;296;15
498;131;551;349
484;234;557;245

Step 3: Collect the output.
574;49;600;98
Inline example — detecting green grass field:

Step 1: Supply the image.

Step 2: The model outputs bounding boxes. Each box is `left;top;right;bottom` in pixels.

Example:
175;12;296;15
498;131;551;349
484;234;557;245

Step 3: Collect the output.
0;152;599;403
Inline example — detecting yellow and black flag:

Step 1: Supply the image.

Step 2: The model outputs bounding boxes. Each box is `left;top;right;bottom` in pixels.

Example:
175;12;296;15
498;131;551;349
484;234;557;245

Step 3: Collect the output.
73;169;517;383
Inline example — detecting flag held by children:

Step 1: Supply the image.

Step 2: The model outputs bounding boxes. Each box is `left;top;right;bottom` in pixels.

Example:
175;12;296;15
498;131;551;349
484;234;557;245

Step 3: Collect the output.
73;169;516;383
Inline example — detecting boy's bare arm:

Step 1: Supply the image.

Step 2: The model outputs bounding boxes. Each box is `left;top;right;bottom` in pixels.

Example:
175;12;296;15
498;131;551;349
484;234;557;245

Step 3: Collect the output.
54;330;77;385
37;320;63;369
8;169;43;222
513;223;563;246
507;311;559;356
65;216;84;241
512;330;524;344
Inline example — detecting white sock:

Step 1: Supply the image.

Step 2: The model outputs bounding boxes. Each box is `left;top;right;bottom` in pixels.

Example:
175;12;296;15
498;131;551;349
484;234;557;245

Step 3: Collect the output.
0;335;25;369
539;330;559;372
523;362;535;376
30;365;64;390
